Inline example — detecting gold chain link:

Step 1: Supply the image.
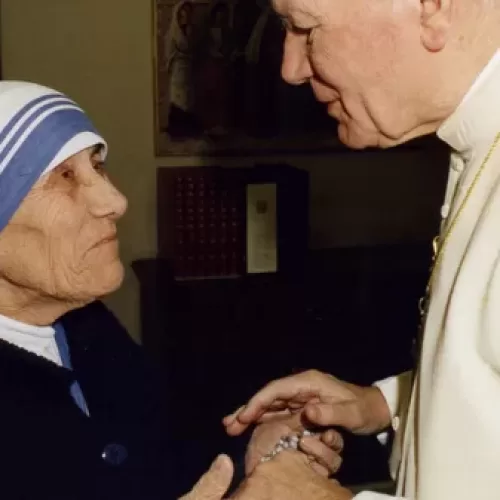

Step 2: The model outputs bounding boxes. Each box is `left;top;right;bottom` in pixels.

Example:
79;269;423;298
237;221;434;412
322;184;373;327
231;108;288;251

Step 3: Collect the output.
428;132;500;295
416;132;500;344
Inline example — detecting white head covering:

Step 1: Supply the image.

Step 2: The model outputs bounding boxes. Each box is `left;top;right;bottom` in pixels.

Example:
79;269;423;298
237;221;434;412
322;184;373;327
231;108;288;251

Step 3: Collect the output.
164;0;193;67
0;81;107;231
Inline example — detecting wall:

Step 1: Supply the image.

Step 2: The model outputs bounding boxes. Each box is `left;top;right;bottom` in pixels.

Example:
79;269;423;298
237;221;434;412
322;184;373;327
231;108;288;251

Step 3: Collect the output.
1;0;449;341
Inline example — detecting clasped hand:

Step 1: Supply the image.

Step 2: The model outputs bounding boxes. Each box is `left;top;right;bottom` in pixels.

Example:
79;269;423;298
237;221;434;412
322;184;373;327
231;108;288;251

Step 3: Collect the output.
180;450;353;500
180;369;391;499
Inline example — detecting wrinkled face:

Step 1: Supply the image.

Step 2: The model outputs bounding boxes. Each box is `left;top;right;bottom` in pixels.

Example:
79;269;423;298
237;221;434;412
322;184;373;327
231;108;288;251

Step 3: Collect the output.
0;146;128;305
274;0;443;148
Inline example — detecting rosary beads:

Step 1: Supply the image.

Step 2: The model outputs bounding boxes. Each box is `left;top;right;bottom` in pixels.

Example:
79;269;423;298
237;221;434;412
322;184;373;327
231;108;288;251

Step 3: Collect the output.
260;429;316;463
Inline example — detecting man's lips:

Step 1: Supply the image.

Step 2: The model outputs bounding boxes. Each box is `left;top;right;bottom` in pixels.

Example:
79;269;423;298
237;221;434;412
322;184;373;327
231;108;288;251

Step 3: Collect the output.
311;91;341;111
315;95;336;104
310;86;344;119
326;100;343;119
311;86;340;104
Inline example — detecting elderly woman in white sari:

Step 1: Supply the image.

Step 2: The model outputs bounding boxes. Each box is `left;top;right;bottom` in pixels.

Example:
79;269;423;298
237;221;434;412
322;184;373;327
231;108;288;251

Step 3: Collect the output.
0;80;233;500
0;81;340;500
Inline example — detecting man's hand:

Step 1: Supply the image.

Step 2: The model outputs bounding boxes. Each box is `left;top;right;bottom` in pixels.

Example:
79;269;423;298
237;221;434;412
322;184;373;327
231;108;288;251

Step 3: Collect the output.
223;370;391;437
232;449;354;500
180;454;234;500
245;412;344;476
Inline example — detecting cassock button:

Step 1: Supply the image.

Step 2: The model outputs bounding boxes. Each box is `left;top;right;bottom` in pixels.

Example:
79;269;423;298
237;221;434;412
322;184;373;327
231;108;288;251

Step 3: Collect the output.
101;443;128;466
440;204;450;218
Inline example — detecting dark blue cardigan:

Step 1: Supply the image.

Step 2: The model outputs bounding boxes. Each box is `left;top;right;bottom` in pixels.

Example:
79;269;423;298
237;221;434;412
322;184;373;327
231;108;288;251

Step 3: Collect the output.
0;301;174;499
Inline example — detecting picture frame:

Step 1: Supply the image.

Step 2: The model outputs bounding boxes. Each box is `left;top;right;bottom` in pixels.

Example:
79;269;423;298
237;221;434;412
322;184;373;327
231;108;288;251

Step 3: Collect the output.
152;0;345;157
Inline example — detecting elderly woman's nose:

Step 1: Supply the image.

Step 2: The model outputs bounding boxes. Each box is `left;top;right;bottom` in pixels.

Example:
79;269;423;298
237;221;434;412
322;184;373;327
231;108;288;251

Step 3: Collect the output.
87;177;128;220
108;188;128;221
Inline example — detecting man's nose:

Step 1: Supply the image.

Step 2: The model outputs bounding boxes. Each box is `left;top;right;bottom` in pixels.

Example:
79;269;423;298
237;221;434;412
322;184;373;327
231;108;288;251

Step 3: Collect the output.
87;175;128;221
281;32;313;85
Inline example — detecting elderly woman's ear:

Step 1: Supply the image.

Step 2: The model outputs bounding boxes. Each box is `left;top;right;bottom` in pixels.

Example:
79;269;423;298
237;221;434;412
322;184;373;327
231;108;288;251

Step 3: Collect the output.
0;82;127;326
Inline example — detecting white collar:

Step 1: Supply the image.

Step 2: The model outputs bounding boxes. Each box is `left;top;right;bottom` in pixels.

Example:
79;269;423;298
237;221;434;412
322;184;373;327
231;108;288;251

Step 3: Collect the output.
437;49;500;159
0;313;61;365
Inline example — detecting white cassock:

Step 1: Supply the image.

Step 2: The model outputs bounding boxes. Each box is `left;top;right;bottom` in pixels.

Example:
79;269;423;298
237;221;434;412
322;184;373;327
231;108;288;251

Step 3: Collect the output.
354;48;500;500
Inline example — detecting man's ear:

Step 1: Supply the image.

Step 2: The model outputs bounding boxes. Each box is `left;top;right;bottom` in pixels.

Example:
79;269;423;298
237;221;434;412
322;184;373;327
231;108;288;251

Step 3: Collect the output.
420;0;453;51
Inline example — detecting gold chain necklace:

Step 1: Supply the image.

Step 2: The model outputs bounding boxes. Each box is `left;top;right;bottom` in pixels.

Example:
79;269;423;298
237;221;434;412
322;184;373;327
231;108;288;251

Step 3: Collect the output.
415;132;500;359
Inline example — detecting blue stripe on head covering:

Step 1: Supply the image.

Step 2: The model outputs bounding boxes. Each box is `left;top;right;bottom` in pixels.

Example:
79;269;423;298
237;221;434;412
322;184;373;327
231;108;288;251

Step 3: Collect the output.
0;97;79;171
0;106;99;231
0;93;67;149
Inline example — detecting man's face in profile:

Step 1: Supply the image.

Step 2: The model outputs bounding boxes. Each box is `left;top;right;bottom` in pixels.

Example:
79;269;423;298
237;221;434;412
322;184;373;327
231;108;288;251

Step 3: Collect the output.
273;0;447;149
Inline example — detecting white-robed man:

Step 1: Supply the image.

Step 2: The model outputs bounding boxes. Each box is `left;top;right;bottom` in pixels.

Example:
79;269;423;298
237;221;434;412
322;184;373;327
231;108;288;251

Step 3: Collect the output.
221;0;500;498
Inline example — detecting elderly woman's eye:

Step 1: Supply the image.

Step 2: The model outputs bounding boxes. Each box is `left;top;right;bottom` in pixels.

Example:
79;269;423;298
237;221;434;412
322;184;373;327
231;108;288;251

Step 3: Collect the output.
61;169;75;180
93;161;107;176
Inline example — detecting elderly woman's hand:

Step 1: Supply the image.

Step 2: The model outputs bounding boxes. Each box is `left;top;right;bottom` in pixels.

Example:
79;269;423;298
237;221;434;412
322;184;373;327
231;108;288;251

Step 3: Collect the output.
244;413;344;477
179;455;234;500
232;450;354;500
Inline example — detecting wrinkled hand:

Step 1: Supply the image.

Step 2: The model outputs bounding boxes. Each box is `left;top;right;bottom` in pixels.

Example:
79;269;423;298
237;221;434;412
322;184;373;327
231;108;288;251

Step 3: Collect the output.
223;370;391;437
232;449;354;500
180;455;234;500
245;412;344;477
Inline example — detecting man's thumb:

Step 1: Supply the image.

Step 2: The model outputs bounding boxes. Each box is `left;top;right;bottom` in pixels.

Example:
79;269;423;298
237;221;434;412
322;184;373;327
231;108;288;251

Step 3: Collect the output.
305;402;358;429
185;454;234;500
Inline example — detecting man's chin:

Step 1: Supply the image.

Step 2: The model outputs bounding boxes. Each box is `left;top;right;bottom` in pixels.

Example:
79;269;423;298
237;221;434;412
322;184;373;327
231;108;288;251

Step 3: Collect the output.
337;123;377;150
337;122;407;150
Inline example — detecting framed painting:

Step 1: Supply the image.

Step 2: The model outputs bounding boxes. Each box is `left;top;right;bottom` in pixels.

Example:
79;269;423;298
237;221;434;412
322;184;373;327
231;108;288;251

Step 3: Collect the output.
152;0;345;156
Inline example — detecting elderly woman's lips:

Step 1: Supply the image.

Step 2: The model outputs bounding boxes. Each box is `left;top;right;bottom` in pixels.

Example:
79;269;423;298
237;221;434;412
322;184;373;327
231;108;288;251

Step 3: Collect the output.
91;234;118;250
